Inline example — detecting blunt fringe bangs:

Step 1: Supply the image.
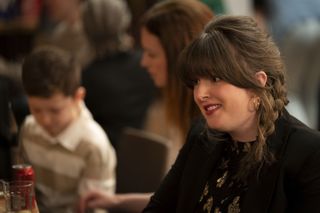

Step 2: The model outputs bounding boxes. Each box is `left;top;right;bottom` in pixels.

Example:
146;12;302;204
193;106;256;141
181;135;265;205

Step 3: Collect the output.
180;26;262;91
179;15;289;181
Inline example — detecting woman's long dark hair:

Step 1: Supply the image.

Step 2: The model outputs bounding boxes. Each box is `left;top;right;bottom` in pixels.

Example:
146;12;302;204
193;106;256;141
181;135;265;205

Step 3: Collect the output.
179;15;289;180
140;0;214;143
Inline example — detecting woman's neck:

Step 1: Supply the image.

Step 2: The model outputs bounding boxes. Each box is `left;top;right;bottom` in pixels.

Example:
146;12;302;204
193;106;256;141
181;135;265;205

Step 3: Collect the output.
229;118;258;142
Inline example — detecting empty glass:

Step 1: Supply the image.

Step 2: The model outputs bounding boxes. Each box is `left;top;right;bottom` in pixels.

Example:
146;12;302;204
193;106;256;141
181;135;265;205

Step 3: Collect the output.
0;180;37;213
0;180;9;213
8;181;34;213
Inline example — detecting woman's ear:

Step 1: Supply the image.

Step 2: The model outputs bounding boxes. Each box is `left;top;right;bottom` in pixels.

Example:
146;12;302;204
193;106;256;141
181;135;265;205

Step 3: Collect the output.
74;86;86;101
255;71;267;87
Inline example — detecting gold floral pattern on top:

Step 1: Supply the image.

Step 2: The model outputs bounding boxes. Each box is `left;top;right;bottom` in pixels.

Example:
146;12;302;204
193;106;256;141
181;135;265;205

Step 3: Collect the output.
200;183;209;202
203;197;213;213
228;196;240;213
195;140;255;213
216;171;228;188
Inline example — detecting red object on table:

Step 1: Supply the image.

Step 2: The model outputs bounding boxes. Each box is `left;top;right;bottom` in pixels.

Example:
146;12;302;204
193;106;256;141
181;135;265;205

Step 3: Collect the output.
12;164;35;182
11;164;37;210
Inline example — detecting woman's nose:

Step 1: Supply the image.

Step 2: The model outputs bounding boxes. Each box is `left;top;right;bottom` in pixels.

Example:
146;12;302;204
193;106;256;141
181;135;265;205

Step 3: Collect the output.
194;80;210;102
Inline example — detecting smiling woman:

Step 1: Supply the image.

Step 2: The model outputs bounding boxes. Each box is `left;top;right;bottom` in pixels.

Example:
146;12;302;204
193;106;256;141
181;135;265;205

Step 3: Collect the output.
179;15;287;167
192;70;267;142
139;15;320;213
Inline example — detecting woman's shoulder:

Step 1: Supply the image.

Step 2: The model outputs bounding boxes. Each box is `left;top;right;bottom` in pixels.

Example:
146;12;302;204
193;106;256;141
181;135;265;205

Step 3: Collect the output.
277;111;320;167
283;111;320;149
272;112;320;179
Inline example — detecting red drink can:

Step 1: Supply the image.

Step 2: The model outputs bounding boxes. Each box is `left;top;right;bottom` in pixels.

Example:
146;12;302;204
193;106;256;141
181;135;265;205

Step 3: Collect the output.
12;164;35;182
11;164;36;209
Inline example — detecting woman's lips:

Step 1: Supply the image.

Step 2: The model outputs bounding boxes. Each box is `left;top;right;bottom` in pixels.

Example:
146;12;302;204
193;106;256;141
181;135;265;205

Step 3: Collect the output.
204;104;221;116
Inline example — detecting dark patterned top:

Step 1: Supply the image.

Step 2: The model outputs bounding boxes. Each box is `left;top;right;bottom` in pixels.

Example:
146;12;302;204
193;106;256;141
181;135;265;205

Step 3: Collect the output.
195;140;254;213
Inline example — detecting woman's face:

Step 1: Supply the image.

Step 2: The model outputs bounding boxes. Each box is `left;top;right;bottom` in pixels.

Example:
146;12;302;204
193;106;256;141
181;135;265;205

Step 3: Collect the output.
140;27;168;88
194;78;258;141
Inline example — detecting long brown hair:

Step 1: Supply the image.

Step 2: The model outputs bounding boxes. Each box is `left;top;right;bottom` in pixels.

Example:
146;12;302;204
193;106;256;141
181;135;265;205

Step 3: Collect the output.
179;15;289;178
140;0;214;141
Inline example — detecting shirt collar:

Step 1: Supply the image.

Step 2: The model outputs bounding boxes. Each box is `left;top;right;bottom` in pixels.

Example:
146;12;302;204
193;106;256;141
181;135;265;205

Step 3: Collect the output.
32;102;92;151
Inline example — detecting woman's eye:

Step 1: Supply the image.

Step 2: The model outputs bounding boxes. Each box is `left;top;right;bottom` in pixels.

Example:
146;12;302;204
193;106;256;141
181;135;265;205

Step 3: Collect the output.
190;79;199;88
213;77;221;82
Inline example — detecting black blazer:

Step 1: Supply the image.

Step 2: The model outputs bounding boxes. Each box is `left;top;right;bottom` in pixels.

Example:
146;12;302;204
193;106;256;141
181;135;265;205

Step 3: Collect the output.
143;111;320;213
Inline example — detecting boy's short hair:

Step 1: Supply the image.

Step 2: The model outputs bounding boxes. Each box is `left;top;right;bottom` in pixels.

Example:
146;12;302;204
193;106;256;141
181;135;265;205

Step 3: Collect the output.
22;46;81;98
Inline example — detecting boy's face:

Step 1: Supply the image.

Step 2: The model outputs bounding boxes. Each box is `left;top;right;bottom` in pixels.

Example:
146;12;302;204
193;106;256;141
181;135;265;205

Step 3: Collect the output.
27;89;84;137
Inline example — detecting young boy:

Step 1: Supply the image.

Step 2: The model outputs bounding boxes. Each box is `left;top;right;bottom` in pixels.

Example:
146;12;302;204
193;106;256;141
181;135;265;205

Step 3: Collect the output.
19;46;116;213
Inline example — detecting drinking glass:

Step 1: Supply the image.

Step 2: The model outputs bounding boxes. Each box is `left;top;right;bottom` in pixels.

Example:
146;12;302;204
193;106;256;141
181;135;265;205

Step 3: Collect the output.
0;180;9;213
8;181;34;213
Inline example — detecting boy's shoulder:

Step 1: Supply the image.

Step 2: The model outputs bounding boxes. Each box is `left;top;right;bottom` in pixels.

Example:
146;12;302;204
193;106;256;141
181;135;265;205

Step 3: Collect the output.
81;115;109;142
21;114;40;134
21;110;114;156
21;109;109;145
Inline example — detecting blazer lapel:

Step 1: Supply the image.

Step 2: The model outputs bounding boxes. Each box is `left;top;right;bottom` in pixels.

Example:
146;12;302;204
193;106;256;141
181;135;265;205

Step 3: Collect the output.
243;111;292;213
177;135;225;213
242;157;281;212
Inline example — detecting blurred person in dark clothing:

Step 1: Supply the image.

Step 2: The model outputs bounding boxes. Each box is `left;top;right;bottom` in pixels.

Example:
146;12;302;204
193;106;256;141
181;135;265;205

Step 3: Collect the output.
81;0;156;149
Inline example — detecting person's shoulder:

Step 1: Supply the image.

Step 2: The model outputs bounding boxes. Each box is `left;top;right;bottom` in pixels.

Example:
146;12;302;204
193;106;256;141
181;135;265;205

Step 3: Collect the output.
281;111;320;154
81;116;108;142
78;121;115;163
280;115;320;182
290;125;320;149
21;114;38;133
284;112;320;145
79;112;114;150
20;115;50;147
81;123;116;165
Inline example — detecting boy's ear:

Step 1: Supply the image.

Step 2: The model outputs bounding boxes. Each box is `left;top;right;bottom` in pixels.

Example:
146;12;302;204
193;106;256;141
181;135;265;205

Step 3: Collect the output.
255;71;267;87
74;87;86;101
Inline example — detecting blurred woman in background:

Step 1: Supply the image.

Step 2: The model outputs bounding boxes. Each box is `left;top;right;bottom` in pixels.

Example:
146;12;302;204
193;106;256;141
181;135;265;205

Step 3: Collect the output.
77;1;214;212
